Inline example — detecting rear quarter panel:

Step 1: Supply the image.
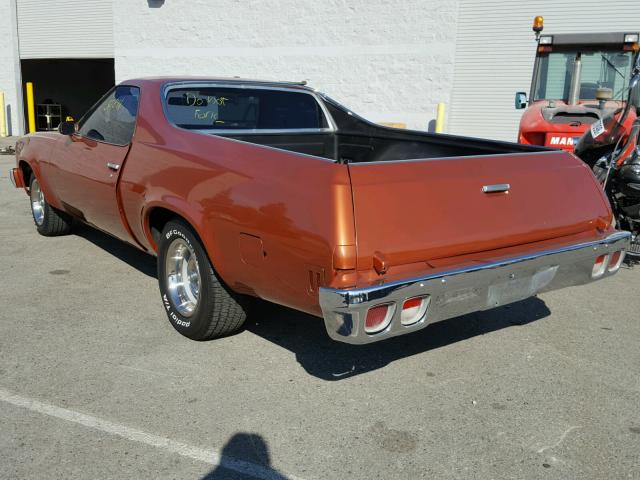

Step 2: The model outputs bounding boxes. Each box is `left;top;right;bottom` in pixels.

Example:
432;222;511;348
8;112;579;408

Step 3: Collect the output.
119;81;355;316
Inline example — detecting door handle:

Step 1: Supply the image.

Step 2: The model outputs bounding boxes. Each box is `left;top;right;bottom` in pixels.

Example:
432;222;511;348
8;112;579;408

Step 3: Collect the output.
482;183;510;193
107;162;121;171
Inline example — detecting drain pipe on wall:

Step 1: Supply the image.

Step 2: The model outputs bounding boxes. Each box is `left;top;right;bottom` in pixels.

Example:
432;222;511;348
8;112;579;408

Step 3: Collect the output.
0;92;6;137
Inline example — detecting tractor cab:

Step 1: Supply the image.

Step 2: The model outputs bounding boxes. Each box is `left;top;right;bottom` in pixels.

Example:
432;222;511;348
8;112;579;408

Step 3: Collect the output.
516;17;639;151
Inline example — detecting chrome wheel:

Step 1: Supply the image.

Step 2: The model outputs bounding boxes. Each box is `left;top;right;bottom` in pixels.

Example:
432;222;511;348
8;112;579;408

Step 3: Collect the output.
165;238;201;317
30;179;45;226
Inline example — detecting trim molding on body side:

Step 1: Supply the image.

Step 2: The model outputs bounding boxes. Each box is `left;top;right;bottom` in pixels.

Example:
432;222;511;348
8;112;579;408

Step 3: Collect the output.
319;231;631;344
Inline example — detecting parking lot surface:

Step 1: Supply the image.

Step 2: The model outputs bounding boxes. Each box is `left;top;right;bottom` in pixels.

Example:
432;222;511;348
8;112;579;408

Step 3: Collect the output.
1;154;639;479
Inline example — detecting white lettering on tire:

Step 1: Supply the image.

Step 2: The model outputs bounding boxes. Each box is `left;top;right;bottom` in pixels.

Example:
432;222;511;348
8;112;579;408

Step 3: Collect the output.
162;293;191;327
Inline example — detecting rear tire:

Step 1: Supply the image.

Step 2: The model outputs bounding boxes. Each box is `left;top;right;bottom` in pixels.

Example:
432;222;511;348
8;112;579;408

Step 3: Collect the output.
157;220;247;340
29;176;72;236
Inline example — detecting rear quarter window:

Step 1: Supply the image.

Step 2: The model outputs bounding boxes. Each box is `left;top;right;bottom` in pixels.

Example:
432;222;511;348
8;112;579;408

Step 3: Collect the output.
164;86;328;131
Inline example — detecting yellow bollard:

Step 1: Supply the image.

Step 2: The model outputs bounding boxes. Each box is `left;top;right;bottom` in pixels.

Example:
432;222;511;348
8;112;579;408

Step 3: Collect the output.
0;92;6;137
435;102;446;134
26;82;36;133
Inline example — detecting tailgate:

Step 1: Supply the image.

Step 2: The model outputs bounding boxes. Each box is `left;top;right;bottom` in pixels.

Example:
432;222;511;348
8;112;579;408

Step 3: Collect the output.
348;151;611;270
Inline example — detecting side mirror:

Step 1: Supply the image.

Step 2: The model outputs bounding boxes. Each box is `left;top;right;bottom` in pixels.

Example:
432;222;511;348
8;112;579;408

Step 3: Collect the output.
58;121;76;136
515;92;528;110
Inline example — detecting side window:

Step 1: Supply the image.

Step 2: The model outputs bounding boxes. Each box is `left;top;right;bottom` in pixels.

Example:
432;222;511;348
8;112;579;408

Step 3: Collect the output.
165;86;328;131
78;86;140;145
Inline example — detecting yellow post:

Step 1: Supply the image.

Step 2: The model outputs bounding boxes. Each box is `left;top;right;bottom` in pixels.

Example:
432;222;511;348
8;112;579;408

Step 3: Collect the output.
0;92;6;137
435;102;446;134
26;82;36;133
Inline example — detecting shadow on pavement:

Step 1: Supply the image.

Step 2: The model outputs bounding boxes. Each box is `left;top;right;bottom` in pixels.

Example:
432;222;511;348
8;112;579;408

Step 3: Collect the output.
201;433;290;480
74;222;157;278
73;223;551;381
245;297;550;381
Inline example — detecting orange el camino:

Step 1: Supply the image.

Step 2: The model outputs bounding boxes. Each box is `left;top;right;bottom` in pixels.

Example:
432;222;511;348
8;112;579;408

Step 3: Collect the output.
9;78;630;344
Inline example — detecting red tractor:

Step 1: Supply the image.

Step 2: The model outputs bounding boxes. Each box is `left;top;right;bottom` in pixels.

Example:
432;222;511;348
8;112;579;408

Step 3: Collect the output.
516;16;639;151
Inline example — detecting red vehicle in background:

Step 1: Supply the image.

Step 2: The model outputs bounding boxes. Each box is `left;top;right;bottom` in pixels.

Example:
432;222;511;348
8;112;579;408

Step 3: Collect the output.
515;17;639;151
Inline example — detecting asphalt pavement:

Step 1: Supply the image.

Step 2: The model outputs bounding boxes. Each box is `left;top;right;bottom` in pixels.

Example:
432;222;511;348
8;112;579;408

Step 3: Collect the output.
0;151;639;479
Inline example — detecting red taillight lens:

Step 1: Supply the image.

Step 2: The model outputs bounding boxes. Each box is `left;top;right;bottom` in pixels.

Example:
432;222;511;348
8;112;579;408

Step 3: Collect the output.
364;304;394;334
401;296;430;326
608;250;625;272
592;254;609;278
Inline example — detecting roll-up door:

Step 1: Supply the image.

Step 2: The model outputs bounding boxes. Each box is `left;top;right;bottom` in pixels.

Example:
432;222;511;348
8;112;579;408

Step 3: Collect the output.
449;0;640;141
16;0;113;59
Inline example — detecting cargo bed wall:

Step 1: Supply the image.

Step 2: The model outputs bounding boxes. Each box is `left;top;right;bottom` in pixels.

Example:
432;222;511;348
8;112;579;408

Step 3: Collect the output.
217;96;548;164
221;129;547;164
324;97;548;163
334;133;530;163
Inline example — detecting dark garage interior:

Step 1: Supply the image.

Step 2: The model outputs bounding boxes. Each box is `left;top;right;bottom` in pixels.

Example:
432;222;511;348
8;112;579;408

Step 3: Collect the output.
21;58;115;131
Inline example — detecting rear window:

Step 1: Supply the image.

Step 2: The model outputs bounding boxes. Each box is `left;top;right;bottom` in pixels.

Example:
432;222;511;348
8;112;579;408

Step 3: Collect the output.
164;86;329;131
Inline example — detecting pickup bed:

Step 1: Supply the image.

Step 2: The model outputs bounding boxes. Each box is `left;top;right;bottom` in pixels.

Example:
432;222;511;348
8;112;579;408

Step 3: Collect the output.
10;77;630;344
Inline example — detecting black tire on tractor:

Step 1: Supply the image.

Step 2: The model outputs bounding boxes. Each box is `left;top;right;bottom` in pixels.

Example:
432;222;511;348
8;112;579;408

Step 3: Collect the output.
157;219;248;340
29;176;72;236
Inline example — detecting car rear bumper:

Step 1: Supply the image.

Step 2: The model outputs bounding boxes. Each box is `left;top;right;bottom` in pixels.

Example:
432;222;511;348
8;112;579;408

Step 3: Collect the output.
9;168;25;189
319;231;631;344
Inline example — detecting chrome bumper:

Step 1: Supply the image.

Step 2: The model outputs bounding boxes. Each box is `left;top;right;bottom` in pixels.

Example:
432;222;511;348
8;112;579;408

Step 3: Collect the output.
9;168;17;187
319;231;631;344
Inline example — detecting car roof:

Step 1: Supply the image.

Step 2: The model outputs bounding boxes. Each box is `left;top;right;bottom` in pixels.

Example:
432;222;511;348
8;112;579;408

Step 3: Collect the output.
121;76;313;91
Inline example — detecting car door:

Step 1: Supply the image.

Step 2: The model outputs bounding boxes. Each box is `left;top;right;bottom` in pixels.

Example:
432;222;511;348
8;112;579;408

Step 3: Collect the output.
53;85;140;242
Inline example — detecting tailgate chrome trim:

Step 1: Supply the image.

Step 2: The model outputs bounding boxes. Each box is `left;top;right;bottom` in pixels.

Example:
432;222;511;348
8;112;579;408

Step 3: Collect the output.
319;231;631;344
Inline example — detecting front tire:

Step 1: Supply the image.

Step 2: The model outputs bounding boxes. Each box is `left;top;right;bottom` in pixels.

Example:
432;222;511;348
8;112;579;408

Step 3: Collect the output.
157;220;247;340
29;176;72;236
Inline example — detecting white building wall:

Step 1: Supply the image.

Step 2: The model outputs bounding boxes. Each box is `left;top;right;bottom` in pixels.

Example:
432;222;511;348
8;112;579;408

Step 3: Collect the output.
113;0;460;130
0;0;22;136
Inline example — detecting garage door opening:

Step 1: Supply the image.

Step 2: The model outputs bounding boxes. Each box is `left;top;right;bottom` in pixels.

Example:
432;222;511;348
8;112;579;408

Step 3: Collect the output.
21;58;115;131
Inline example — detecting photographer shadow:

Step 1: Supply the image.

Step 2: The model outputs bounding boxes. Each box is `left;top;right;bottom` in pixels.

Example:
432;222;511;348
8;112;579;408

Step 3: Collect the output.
201;433;290;480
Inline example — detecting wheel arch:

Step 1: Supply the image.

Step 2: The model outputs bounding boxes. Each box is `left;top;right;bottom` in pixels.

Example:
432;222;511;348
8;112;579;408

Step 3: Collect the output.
144;204;217;264
145;203;234;293
19;160;33;189
17;155;63;210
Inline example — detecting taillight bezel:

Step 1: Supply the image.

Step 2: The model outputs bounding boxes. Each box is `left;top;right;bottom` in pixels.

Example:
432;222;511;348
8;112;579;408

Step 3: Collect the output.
400;295;431;326
364;303;395;334
592;254;609;278
607;250;625;272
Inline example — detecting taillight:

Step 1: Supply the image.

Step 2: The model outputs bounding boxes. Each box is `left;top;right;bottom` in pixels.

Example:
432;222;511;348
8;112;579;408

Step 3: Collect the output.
364;303;394;334
608;250;625;272
592;254;609;278
401;296;430;326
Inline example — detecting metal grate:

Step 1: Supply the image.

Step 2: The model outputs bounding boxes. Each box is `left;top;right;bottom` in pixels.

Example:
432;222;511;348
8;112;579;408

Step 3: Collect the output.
627;239;640;257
